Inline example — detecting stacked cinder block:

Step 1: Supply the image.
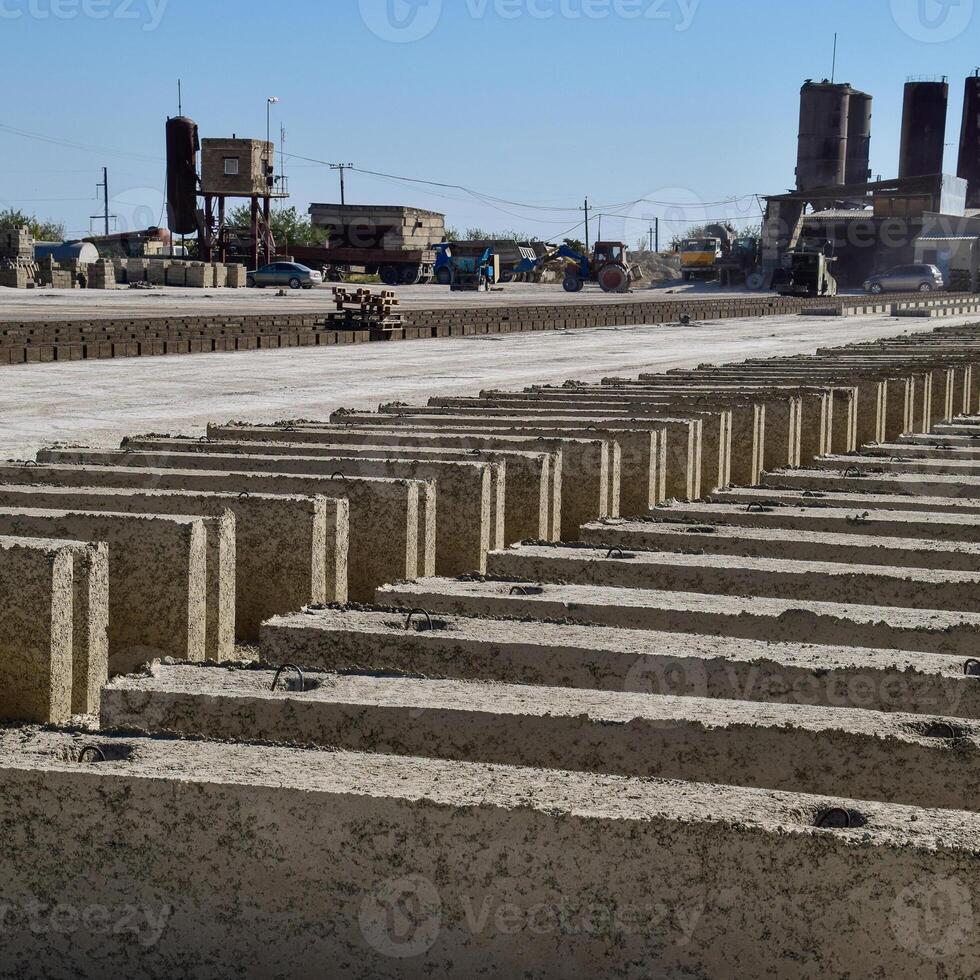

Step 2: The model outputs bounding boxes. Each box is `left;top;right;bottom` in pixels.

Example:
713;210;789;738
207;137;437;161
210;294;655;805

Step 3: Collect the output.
147;258;170;285
224;262;246;287
86;259;115;289
165;262;187;287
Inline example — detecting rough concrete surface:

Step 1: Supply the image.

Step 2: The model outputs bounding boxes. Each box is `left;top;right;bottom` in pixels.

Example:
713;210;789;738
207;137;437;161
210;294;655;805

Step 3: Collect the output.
1;728;979;979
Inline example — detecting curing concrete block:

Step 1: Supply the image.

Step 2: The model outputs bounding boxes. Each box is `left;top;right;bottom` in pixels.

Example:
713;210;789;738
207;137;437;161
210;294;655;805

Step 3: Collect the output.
327;415;615;538
152;435;550;547
17;460;418;602
210;423;576;542
0;509;209;672
580;518;980;573
260;607;980;717
376;579;980;658
103;662;980;811
114;444;496;576
0;538;75;723
371;407;696;508
485;543;980;612
0;484;348;634
1;729;980;978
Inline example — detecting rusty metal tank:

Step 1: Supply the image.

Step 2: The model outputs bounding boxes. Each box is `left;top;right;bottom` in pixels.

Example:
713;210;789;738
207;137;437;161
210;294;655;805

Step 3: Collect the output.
957;71;980;207
845;90;873;186
796;80;851;192
899;79;949;179
165;116;200;236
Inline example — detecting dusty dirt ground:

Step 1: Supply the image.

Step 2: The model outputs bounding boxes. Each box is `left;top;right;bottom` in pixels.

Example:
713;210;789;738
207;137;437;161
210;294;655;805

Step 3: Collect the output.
0;312;955;459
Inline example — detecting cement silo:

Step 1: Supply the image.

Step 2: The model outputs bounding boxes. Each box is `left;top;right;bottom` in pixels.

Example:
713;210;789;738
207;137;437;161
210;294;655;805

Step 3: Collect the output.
165;116;200;236
845;90;873;186
899;79;949;178
957;71;980;207
796;80;851;192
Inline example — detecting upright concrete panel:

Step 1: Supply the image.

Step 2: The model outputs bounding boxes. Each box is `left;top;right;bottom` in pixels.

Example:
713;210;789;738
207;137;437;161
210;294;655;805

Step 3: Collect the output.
0;484;347;635
0;538;74;723
0;509;208;671
15;460;414;602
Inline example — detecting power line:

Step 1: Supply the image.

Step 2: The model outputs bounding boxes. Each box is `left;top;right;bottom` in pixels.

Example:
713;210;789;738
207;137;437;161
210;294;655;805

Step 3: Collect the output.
0;122;162;163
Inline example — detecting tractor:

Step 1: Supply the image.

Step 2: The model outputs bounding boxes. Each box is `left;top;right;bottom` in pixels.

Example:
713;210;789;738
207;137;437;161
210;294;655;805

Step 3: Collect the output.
515;241;643;293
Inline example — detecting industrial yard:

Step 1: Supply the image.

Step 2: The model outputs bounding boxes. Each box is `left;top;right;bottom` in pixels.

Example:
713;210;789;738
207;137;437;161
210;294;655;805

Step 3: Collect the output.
5;3;980;979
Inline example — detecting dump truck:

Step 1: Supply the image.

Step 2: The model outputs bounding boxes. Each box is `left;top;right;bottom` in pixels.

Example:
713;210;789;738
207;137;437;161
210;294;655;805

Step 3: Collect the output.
297;204;445;285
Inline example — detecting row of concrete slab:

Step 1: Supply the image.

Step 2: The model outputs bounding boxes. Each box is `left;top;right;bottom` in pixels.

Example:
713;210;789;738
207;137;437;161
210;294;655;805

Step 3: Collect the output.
7;320;980;975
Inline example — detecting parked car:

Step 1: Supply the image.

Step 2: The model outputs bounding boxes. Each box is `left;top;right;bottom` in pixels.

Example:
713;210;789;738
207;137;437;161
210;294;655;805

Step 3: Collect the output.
246;262;323;290
864;264;944;295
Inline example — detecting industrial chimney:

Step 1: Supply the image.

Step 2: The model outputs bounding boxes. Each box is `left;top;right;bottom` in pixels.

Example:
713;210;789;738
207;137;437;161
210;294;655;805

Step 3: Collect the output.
899;78;949;179
845;90;873;185
957;70;980;208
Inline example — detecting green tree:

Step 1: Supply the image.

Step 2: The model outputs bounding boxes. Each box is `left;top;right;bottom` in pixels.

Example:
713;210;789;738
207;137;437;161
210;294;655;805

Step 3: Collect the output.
0;207;65;242
563;237;586;254
226;204;327;247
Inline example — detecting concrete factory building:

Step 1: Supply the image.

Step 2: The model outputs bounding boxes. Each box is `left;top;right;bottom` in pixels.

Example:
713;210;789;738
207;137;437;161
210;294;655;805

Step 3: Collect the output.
764;74;980;290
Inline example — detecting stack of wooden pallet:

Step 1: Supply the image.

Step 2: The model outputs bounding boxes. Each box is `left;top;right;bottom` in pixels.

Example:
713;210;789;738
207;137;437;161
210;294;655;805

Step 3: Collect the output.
325;287;402;333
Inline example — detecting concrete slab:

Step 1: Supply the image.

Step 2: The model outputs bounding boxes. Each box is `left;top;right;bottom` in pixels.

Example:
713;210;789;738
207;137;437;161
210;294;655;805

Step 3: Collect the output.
0;485;342;642
7;460;421;602
2;728;979;978
376;579;980;657
103;662;980;811
0;508;211;671
712;486;980;517
0;538;76;723
485;544;980;612
260;607;980;717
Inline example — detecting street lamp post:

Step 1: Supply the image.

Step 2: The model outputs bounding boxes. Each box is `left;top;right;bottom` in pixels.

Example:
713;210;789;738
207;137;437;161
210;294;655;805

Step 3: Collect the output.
266;96;280;175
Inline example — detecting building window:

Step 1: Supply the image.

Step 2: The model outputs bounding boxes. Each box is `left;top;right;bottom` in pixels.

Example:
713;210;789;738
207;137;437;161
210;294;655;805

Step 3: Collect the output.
224;157;240;176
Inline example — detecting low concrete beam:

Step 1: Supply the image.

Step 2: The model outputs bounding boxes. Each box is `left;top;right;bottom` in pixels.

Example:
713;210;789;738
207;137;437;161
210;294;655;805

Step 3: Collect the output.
2;730;978;978
763;467;980;499
376;579;980;657
103;663;980;811
485;544;980;612
260;607;980;717
580;519;980;573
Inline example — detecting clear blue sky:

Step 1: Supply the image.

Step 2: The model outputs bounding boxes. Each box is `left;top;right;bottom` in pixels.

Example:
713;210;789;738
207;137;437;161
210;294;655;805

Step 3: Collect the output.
2;0;978;245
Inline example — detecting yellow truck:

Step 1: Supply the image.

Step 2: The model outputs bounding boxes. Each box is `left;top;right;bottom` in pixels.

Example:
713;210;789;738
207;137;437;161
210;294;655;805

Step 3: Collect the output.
680;237;723;281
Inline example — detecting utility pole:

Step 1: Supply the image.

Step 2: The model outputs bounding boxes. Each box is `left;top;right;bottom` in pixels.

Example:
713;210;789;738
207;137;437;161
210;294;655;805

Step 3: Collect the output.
831;32;838;84
584;198;590;253
331;163;353;206
91;167;115;236
648;225;654;252
655;217;659;252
